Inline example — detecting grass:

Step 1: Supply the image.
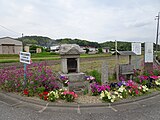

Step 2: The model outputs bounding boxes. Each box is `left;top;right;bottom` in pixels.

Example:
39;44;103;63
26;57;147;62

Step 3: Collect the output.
0;52;111;63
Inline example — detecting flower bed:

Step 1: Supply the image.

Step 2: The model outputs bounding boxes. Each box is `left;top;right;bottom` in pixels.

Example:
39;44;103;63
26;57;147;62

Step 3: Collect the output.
1;62;160;103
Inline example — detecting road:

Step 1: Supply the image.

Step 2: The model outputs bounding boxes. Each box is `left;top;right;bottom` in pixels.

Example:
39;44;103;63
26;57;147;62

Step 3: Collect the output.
0;94;160;120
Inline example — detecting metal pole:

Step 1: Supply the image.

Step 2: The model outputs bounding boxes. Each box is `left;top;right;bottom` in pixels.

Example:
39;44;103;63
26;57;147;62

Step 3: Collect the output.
24;63;27;89
115;40;119;81
155;12;160;56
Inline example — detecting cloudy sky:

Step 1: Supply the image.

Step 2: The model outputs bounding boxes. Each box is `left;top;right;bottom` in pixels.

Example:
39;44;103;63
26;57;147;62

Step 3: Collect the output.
0;0;159;43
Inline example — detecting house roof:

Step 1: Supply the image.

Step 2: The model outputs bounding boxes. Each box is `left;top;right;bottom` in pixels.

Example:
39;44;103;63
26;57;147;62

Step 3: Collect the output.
0;37;22;45
112;51;136;56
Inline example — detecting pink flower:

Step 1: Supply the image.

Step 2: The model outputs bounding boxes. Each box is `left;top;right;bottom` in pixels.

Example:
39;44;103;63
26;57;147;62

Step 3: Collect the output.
135;89;139;95
150;76;158;80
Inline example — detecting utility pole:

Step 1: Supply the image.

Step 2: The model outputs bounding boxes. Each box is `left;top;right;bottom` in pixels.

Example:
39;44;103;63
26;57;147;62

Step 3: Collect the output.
22;33;24;51
155;12;160;56
115;40;119;81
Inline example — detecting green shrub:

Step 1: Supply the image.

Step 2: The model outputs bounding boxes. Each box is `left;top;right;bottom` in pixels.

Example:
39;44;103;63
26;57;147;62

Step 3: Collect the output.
98;48;103;53
88;70;101;84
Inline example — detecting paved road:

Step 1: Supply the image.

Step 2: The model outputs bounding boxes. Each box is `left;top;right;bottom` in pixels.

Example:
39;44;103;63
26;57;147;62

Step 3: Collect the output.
1;93;160;120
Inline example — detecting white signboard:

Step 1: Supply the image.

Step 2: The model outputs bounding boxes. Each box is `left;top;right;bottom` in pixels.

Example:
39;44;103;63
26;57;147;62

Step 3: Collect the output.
20;51;31;64
145;42;153;63
132;42;141;55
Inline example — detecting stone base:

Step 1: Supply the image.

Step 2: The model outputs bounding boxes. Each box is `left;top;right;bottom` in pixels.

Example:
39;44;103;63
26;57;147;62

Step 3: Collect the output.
144;62;153;72
60;72;85;82
60;73;88;93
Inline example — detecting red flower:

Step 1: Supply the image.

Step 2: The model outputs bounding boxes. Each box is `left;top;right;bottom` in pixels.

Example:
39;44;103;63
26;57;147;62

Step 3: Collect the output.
43;91;49;95
23;89;29;95
44;96;48;100
39;93;43;99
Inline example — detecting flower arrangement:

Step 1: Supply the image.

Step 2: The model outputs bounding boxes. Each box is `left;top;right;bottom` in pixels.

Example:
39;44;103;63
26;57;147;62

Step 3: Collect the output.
138;85;149;93
58;89;66;100
155;77;160;86
39;91;49;100
85;76;95;83
126;80;139;96
47;90;59;102
63;91;78;102
117;85;128;98
100;90;116;102
0;62;59;94
60;75;69;87
90;83;110;96
23;89;29;96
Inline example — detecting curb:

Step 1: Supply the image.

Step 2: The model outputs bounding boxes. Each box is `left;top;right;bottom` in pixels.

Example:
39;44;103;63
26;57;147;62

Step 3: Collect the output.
1;91;160;108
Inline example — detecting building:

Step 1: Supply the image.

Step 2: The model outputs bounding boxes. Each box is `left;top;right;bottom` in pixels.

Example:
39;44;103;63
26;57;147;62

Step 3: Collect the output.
102;47;110;53
0;37;22;54
50;45;60;52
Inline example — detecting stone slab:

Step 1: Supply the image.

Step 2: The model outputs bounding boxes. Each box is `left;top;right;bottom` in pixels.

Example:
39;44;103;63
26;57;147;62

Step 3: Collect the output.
60;73;85;82
101;61;108;84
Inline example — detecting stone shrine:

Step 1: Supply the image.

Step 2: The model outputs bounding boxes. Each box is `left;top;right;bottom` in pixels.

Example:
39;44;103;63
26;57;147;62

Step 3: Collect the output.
59;44;86;92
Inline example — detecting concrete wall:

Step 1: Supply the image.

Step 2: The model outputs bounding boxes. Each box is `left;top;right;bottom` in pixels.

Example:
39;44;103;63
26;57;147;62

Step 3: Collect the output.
15;46;22;54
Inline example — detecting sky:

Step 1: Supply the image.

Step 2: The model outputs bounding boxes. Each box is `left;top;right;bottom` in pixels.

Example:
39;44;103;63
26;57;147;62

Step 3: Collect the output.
0;0;159;43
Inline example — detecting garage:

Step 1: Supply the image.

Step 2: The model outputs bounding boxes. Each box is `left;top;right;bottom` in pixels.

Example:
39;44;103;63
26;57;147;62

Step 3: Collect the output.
0;37;22;54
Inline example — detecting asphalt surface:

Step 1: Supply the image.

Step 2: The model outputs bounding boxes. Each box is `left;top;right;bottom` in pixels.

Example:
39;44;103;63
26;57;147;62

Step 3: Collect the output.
1;92;160;120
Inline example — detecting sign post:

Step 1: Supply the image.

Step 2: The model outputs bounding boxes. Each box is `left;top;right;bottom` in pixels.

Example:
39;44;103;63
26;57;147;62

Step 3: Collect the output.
20;51;31;88
144;42;153;72
132;42;141;69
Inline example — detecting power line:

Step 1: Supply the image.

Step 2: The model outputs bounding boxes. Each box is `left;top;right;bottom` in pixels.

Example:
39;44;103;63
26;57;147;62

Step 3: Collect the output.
0;24;21;35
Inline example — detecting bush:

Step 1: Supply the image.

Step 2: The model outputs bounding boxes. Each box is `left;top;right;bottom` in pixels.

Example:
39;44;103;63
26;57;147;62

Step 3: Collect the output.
98;48;103;53
88;70;101;84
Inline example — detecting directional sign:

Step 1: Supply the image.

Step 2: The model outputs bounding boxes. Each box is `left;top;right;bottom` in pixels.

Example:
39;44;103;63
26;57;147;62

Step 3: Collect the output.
20;51;31;64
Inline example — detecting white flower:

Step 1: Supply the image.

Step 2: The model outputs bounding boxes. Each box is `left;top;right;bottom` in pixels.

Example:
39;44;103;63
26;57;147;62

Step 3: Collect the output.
142;85;149;92
155;80;160;85
119;95;123;99
107;92;111;99
114;91;118;95
111;99;114;102
118;86;126;93
111;95;116;99
100;91;105;99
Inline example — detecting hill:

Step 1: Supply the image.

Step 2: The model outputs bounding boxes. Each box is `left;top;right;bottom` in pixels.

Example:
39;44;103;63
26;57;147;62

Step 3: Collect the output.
17;36;139;51
17;36;56;47
100;41;131;51
56;38;100;48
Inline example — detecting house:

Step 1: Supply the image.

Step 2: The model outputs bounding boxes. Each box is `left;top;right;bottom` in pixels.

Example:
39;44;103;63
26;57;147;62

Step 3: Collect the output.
50;45;60;52
102;47;110;53
0;37;22;54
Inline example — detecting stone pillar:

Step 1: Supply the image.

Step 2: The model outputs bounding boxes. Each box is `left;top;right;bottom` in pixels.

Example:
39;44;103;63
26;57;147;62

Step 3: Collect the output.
144;63;153;72
101;61;108;84
61;58;68;74
77;58;80;73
